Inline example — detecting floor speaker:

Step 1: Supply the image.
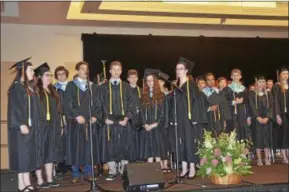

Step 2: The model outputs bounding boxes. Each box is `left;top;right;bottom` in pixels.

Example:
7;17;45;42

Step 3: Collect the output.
122;162;165;192
0;169;18;192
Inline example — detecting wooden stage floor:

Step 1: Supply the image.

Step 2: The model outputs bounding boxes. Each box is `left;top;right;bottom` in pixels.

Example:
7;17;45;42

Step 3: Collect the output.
37;164;288;192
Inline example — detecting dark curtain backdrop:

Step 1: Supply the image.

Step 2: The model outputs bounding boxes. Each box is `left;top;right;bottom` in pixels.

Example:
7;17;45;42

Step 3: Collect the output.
82;34;289;86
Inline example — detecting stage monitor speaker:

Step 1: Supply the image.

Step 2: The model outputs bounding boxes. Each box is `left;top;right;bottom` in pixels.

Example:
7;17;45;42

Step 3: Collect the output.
0;169;18;192
122;162;165;192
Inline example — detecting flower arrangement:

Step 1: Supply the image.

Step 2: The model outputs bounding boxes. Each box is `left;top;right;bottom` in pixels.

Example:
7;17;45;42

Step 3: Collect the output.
197;130;253;180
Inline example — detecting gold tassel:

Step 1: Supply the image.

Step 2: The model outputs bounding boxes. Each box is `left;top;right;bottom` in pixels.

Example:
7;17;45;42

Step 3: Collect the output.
137;86;141;98
44;90;50;121
233;93;237;115
284;92;287;113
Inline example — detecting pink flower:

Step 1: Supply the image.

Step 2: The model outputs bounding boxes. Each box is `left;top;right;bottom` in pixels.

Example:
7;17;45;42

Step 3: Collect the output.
225;156;232;164
200;158;207;165
242;148;249;155
214;148;221;156
211;159;219;166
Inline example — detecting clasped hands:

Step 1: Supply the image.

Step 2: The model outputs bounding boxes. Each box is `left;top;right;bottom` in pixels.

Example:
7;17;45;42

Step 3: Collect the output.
105;118;128;126
256;117;269;124
75;115;97;124
143;123;158;131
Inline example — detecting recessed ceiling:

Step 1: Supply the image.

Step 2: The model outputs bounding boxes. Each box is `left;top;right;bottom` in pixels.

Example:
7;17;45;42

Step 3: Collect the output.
67;0;288;27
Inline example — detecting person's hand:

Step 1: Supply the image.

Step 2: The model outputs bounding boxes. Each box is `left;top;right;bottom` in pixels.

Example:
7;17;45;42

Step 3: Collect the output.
276;115;283;126
247;118;251;126
20;125;29;135
235;97;244;104
144;124;150;131
119;118;128;126
263;118;269;124
105;119;114;125
76;116;85;124
90;117;97;124
210;105;218;111
257;117;263;124
150;123;158;129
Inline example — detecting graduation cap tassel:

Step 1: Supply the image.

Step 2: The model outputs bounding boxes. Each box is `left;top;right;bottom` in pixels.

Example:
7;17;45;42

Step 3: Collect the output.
137;86;141;98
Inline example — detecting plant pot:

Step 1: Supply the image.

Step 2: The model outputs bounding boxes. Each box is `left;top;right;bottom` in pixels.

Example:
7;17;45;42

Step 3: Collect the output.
211;174;242;185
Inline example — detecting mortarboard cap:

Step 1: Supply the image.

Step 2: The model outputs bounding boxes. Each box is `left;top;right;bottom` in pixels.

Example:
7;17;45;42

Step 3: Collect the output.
34;62;50;77
158;71;170;81
9;57;32;70
254;75;266;81
196;75;206;82
278;65;289;75
177;57;196;74
144;68;160;78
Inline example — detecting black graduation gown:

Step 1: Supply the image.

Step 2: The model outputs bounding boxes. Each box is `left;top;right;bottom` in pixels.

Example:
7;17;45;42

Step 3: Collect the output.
222;86;249;140
168;80;206;163
8;82;41;173
203;90;231;136
248;91;274;149
272;83;289;149
64;81;101;166
54;87;66;161
98;81;135;162
162;93;171;158
139;97;166;159
129;86;142;161
38;92;62;164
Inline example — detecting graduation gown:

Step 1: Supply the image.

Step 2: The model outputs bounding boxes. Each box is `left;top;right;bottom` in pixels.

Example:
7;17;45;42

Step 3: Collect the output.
98;81;135;162
272;83;289;149
54;83;67;161
38;91;62;164
248;91;273;149
223;83;249;140
64;80;101;166
139;97;167;159
202;87;231;136
8;81;41;173
168;80;206;163
129;86;142;161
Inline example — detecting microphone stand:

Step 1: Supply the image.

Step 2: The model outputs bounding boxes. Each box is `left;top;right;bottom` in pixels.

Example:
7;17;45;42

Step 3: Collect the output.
86;79;101;192
159;76;200;189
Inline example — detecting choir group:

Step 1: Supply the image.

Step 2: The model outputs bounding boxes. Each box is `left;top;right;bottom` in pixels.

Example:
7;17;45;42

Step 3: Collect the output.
8;57;289;192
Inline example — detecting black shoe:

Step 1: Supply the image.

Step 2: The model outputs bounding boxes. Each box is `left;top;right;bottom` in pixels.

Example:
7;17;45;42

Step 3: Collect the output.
18;185;37;192
106;174;116;181
48;180;59;187
37;182;50;189
55;173;64;180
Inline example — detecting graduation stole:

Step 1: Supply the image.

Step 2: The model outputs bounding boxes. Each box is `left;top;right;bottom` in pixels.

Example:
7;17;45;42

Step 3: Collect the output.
73;79;93;107
255;90;269;110
137;86;141;98
109;80;124;116
145;100;158;122
43;89;51;121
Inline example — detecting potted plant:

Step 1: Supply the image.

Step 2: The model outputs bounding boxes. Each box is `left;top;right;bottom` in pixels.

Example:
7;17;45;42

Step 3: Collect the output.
196;130;253;185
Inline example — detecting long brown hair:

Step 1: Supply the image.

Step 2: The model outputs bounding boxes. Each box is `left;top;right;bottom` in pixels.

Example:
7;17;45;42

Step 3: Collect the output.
10;62;37;96
36;76;61;113
141;74;164;107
